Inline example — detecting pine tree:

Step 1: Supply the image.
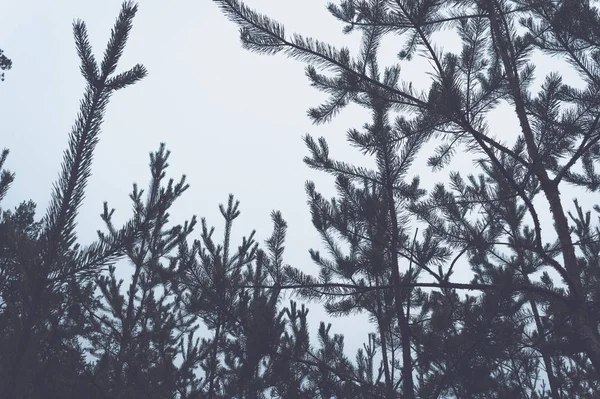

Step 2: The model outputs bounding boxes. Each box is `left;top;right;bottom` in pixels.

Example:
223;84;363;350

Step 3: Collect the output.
214;0;600;396
220;211;288;398
171;197;297;398
0;2;148;397
1;6;356;391
9;0;600;396
171;194;262;397
84;144;198;399
289;97;445;398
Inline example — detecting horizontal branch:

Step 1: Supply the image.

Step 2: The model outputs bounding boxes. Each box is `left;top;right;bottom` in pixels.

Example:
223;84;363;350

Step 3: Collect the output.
240;280;568;304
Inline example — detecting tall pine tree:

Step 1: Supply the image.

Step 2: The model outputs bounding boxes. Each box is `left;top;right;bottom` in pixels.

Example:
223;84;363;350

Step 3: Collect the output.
214;0;600;396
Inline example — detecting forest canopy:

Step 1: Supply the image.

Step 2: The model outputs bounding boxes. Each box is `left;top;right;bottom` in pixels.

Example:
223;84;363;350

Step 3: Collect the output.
2;0;600;398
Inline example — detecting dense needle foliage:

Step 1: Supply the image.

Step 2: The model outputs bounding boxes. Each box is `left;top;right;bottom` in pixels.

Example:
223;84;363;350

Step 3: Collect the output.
2;0;600;398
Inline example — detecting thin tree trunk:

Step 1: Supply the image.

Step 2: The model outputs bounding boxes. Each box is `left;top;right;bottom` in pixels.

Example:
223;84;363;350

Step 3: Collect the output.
208;316;222;399
529;299;561;399
543;188;600;375
115;257;144;399
390;328;396;391
485;0;600;377
376;292;394;398
387;192;415;399
379;111;415;397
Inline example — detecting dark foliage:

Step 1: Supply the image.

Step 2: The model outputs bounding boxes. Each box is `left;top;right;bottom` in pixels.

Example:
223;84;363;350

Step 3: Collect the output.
211;0;600;397
0;49;11;82
4;0;600;398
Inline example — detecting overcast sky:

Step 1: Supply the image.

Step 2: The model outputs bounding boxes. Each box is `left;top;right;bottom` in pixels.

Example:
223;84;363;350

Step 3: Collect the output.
1;0;593;357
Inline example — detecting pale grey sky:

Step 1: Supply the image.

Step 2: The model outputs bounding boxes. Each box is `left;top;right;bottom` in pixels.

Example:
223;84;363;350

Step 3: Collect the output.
1;0;593;358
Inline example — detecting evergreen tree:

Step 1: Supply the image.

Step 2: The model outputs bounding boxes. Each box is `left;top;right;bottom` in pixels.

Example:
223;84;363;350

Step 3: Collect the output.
0;2;149;397
171;194;263;397
8;0;600;397
214;0;600;396
84;144;199;399
172;197;293;398
0;5;347;393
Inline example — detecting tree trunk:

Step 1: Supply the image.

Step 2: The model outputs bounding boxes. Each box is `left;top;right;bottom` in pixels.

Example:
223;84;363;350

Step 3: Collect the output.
387;195;415;399
376;293;394;398
208;316;222;399
484;0;600;377
529;299;561;399
543;185;600;377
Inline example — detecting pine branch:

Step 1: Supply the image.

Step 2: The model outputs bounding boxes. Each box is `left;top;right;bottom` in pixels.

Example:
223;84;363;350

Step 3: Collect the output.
43;1;147;267
100;1;139;79
239;280;568;303
213;0;427;108
0;148;15;203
